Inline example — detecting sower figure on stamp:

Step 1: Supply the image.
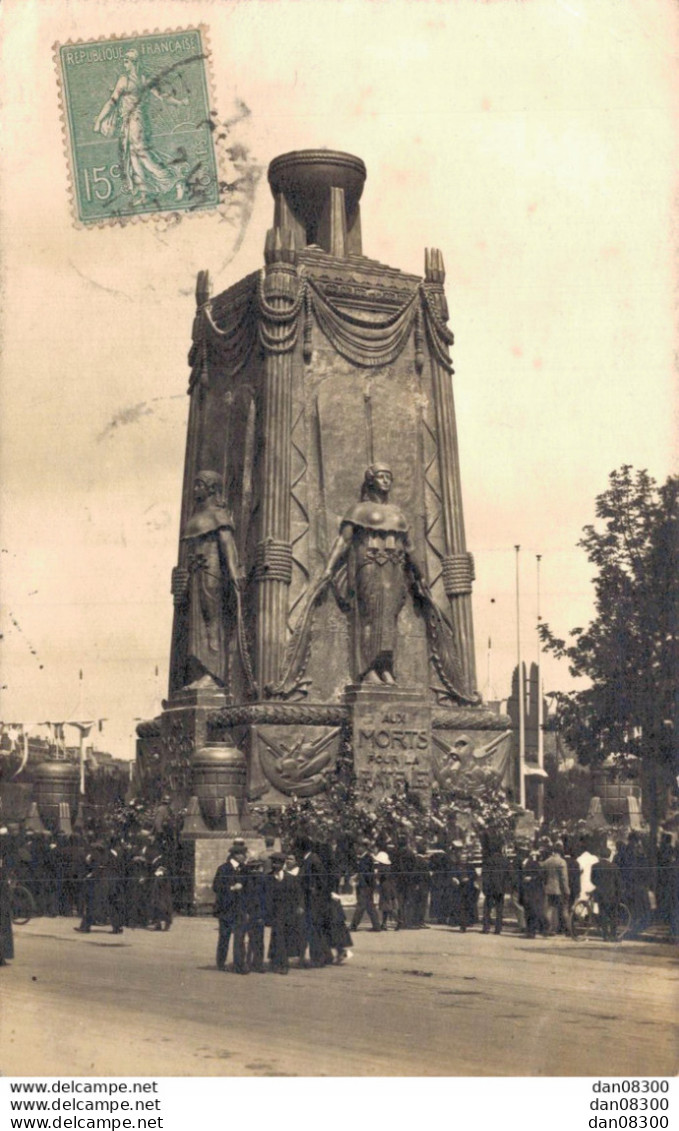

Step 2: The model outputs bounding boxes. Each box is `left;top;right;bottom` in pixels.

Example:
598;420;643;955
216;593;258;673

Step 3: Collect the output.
213;839;248;973
93;48;187;206
171;471;250;692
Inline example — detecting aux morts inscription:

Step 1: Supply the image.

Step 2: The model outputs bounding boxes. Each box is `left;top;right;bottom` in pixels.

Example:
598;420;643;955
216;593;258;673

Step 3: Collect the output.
349;687;432;800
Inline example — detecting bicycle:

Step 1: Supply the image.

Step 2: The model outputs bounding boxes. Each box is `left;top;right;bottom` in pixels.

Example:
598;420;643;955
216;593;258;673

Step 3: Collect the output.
571;893;631;941
10;880;37;926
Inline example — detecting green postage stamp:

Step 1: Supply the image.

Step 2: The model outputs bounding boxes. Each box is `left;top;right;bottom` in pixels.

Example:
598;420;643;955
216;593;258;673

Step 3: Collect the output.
55;28;220;225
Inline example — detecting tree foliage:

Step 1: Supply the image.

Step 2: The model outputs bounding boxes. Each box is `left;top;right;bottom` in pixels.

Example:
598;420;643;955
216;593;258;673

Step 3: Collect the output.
539;466;678;772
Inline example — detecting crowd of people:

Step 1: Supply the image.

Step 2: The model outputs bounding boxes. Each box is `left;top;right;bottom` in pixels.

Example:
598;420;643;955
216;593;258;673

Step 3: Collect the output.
213;836;353;975
0;798;181;953
207;825;678;975
1;811;677;971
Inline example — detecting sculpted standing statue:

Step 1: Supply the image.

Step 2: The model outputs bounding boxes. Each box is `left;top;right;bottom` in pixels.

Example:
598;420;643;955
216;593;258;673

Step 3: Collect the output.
320;464;427;684
271;464;475;702
171;471;255;693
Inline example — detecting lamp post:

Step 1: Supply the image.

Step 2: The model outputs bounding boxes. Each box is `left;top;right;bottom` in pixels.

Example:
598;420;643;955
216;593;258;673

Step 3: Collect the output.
515;545;525;809
536;554;544;821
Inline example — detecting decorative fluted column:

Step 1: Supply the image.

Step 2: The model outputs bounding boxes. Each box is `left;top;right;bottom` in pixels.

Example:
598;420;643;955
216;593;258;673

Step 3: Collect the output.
424;248;478;699
255;228;301;691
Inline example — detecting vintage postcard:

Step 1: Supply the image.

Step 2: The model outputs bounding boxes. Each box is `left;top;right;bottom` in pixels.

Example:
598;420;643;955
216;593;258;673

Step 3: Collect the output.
0;0;677;1097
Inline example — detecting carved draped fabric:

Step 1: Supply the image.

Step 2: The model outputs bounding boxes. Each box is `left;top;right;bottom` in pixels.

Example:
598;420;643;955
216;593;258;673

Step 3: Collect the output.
189;269;455;383
188;286;259;391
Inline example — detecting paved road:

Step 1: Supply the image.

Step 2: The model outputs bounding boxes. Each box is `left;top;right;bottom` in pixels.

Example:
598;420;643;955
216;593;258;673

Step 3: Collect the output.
1;917;677;1077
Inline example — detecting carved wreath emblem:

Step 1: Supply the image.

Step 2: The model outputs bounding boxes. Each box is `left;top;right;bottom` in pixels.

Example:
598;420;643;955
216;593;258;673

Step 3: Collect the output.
256;727;341;797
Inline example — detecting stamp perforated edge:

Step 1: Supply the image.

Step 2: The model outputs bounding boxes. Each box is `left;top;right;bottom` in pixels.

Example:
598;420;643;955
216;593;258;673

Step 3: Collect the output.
53;24;227;231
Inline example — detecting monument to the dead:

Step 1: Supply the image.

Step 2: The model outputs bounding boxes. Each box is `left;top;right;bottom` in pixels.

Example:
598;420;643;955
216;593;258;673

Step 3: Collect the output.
136;150;510;904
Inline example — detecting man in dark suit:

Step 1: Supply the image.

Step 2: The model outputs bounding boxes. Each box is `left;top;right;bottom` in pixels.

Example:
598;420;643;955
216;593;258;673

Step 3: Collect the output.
429;847;453;925
267;852;301;974
106;840;126;935
75;841;107;933
410;841;431;929
481;830;507;935
350;842;380;932
392;838;417;930
0;834;14;965
591;846;623;942
149;848;174;932
213;839;248;972
519;849;546;938
243;857;268;973
296;836;333;966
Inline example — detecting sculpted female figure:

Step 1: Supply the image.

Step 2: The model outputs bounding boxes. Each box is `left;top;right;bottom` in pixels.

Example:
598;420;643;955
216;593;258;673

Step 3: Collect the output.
171;471;251;691
320;464;428;685
271;465;474;702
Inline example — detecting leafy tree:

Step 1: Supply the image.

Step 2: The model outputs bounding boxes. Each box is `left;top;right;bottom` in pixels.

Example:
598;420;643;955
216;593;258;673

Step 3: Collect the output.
539;466;678;850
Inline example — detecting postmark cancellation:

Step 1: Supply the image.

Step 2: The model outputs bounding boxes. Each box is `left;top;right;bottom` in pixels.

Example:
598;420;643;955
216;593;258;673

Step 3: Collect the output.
55;27;222;226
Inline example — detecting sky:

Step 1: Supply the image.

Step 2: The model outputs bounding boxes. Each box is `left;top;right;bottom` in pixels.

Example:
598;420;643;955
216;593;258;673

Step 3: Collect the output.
1;0;677;760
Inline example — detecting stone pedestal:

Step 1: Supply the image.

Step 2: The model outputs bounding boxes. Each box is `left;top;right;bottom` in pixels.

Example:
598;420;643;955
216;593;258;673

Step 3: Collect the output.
31;762;80;833
180;834;266;913
345;684;432;800
138;682;229;802
180;741;264;912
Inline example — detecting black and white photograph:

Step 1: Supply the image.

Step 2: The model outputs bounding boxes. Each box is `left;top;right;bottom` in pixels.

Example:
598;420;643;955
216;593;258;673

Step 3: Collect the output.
0;0;677;1094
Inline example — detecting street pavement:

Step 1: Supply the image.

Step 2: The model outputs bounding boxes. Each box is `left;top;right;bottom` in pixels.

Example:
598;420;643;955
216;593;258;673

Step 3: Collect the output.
1;916;677;1077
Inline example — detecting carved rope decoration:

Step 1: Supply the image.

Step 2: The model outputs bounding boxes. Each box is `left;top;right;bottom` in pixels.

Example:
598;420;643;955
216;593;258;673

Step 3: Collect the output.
254;539;294;585
441;552;476;597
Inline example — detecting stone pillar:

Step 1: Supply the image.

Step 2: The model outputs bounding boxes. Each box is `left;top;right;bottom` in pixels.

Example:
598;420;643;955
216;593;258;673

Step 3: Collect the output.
169;270;211;696
318;186;348;258
425;249;478;698
255;231;299;690
346;684;432;803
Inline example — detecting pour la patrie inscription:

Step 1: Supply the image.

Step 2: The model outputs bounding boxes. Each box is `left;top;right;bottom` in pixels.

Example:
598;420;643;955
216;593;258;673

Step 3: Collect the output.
348;687;432;797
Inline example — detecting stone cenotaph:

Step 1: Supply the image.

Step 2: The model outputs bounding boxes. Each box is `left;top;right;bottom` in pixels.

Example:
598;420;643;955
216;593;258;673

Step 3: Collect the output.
136;150;510;906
